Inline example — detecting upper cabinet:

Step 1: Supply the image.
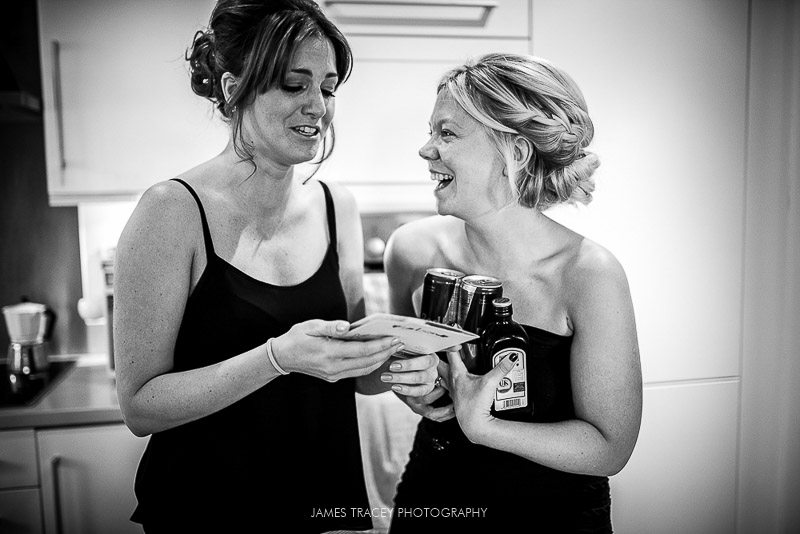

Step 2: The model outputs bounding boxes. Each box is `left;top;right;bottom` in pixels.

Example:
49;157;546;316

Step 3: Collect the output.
37;0;529;208
320;0;529;38
313;0;531;211
532;0;748;383
38;0;227;206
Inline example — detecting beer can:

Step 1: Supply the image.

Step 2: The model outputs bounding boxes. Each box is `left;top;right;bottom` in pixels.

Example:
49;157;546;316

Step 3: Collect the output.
455;275;503;371
420;268;465;324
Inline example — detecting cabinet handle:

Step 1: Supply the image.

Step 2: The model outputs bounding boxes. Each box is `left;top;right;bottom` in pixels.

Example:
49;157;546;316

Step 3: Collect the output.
323;0;498;25
325;0;498;7
50;455;64;534
51;40;67;172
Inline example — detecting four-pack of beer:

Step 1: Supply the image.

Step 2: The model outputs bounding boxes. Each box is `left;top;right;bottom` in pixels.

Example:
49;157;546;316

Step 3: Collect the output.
420;268;530;417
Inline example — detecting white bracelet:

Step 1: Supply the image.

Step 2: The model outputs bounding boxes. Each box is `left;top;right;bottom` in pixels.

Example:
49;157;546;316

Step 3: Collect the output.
266;337;289;375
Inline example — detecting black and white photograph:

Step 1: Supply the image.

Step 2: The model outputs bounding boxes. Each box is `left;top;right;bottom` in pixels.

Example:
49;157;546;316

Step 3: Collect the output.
1;1;798;533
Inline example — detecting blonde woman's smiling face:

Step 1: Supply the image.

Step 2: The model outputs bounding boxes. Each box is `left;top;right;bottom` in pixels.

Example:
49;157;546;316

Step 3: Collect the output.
419;89;508;218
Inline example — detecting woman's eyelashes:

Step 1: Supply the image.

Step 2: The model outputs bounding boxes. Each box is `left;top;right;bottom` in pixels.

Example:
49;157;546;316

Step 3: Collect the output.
427;128;455;139
281;84;336;98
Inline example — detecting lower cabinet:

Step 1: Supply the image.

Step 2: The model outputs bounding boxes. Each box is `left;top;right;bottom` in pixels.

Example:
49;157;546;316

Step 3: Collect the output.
0;488;43;534
610;380;739;533
36;424;148;534
0;429;42;533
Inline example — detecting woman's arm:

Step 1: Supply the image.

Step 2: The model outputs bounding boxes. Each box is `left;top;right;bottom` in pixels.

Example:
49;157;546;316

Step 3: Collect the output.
450;245;642;476
114;182;283;436
320;185;438;396
115;182;403;437
381;222;456;419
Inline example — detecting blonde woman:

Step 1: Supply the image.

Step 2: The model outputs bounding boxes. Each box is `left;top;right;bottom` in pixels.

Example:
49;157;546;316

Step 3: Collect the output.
385;54;642;533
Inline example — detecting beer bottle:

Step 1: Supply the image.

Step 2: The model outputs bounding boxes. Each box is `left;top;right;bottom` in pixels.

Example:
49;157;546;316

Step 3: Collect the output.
480;297;530;417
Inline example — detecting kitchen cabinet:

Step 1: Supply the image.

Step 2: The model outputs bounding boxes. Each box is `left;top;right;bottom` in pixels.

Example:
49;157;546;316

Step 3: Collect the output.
37;0;532;210
36;424;148;534
0;429;39;489
313;0;532;211
0;489;43;534
321;0;529;38
37;0;227;206
532;0;748;383
1;363;148;534
611;380;739;533
0;430;42;533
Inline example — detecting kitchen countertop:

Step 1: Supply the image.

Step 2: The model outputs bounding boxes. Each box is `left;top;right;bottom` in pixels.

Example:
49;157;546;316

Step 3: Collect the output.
0;355;123;430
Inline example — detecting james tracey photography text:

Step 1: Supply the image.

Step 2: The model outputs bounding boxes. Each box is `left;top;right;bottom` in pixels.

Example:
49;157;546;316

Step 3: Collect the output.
309;507;489;519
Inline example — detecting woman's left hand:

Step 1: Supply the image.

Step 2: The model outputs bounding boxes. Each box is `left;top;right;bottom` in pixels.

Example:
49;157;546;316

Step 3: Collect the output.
379;352;439;397
445;346;518;442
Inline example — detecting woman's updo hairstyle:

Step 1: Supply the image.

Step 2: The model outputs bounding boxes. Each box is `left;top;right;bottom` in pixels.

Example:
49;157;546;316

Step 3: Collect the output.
440;53;599;210
186;0;353;164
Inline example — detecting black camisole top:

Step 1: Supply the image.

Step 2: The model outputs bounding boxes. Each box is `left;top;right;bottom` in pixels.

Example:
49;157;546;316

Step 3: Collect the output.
131;179;372;533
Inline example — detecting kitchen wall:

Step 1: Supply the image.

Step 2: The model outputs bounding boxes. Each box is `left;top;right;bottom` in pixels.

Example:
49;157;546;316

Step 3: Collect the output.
0;0;85;354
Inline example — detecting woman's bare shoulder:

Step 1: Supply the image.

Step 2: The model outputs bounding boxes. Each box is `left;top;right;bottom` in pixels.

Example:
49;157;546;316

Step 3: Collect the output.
319;180;359;227
136;179;200;224
386;215;456;268
564;236;630;299
117;178;203;261
320;180;356;207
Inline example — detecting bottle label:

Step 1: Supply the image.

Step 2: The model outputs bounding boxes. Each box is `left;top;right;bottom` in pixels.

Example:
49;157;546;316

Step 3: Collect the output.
492;348;528;411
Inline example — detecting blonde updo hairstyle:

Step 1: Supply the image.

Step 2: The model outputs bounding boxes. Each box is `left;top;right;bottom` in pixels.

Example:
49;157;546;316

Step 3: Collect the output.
440;53;599;210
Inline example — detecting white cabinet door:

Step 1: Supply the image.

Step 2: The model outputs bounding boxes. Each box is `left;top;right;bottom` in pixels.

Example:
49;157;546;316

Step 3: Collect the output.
533;0;748;382
610;380;739;533
37;424;148;534
38;0;228;205
321;0;529;38
0;488;43;534
312;35;530;212
0;430;38;490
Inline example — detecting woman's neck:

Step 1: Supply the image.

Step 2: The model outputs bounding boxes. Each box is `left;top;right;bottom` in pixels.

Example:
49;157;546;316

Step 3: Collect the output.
462;205;562;273
218;142;299;214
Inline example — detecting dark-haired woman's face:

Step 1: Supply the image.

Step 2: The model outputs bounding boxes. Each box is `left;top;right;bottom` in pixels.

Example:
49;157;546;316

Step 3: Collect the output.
242;36;338;167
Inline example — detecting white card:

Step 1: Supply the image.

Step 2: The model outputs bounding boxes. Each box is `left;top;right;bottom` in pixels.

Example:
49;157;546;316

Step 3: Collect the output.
342;313;478;355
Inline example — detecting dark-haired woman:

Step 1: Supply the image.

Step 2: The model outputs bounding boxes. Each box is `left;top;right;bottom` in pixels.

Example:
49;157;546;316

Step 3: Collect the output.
386;54;642;533
114;1;437;532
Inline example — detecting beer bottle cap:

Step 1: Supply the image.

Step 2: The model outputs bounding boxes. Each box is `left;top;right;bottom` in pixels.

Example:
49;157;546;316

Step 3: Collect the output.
492;297;513;317
493;297;511;308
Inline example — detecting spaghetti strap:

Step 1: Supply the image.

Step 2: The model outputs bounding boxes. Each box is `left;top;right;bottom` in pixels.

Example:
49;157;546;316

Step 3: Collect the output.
318;181;337;250
171;179;215;258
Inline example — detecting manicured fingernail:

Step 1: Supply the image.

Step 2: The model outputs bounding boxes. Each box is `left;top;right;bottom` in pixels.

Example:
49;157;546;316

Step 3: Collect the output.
337;322;349;332
380;373;392;382
509;354;518;362
391;385;403;392
391;338;402;345
389;362;402;371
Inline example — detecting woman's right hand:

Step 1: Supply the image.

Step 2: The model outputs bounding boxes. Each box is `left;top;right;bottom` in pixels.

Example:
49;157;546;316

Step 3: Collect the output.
393;357;456;422
271;319;404;381
395;388;455;422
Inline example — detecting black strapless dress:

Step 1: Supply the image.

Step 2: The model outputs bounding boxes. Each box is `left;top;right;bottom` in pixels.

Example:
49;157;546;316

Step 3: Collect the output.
391;325;612;534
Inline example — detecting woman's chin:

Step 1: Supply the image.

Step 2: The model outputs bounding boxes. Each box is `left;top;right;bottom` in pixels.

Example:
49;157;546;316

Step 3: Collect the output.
434;196;455;217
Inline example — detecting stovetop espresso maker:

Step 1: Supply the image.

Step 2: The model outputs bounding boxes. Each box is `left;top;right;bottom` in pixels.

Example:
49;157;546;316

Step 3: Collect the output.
2;301;55;383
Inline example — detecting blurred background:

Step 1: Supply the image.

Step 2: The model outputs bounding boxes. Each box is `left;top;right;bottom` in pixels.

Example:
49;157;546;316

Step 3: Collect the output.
0;1;797;533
